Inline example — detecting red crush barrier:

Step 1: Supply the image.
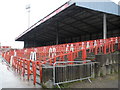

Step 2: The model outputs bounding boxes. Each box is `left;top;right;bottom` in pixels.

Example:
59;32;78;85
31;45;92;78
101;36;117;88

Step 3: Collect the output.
32;61;36;85
118;37;120;50
1;36;120;85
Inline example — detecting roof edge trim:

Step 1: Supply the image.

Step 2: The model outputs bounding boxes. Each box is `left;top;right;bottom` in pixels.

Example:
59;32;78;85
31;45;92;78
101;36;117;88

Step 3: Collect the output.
15;1;73;41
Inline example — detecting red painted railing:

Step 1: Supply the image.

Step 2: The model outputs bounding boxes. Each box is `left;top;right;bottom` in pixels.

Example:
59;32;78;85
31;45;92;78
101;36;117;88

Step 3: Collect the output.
2;37;120;62
1;36;120;85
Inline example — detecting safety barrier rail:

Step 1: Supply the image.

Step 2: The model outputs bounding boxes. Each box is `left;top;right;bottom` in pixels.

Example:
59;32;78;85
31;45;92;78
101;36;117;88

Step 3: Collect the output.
2;37;120;63
11;57;43;85
43;37;120;65
53;60;95;87
1;37;120;85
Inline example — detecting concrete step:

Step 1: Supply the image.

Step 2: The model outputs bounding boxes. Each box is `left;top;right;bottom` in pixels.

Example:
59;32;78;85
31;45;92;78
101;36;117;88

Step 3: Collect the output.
74;55;95;61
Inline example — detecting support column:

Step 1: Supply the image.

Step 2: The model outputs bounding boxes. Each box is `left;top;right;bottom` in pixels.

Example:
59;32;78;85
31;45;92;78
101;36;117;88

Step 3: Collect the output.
56;22;59;45
103;14;107;39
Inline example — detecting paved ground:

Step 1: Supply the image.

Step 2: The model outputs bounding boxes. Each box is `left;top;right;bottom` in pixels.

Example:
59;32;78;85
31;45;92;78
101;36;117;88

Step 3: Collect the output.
0;56;41;89
62;73;118;88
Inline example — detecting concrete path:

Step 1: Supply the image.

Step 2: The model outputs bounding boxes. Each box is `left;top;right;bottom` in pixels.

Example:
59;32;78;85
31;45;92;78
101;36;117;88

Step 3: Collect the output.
66;74;118;88
0;56;41;89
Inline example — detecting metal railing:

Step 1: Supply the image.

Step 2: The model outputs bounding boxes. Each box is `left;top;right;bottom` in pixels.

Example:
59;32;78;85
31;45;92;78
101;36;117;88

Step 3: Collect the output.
1;37;120;85
53;60;95;87
2;37;120;63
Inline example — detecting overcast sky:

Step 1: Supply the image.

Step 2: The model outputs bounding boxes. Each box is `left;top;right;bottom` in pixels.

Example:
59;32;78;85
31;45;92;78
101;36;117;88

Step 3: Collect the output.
0;0;119;49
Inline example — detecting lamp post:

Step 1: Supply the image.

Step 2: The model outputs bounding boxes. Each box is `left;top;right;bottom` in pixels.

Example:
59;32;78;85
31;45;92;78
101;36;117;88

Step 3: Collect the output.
26;4;31;28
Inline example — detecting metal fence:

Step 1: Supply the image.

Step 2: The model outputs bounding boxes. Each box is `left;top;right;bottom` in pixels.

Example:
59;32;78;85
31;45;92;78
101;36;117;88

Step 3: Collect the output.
53;60;95;87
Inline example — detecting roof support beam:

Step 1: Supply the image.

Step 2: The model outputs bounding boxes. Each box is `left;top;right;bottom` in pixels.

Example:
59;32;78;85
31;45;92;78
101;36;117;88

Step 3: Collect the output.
35;30;56;39
106;19;120;29
59;26;81;36
67;15;101;32
38;26;73;39
51;23;80;37
51;22;86;38
37;35;54;41
57;20;90;34
103;14;107;39
56;22;59;45
86;10;120;30
46;25;74;38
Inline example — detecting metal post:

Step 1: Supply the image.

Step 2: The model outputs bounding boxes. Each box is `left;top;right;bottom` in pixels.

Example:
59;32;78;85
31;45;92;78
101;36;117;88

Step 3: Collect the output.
103;14;107;39
26;4;31;28
28;9;30;28
56;22;59;45
53;63;56;85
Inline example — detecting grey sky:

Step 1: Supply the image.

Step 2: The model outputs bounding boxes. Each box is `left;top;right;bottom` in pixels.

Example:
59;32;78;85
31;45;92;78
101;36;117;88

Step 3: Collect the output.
0;0;119;48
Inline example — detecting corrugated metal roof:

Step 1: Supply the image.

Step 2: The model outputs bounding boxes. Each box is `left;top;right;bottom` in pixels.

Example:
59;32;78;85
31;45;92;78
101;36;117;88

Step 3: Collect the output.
15;0;120;41
73;0;120;16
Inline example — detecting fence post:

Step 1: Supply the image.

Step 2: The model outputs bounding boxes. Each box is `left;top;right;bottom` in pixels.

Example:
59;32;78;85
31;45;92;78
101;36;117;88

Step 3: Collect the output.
22;59;25;77
16;58;19;73
27;60;30;81
108;42;111;53
111;41;113;52
50;59;52;65
118;37;120;50
82;49;87;60
95;46;98;55
39;63;42;83
103;43;107;54
70;52;73;64
13;57;17;70
32;61;36;85
82;45;87;60
19;58;22;75
54;57;56;63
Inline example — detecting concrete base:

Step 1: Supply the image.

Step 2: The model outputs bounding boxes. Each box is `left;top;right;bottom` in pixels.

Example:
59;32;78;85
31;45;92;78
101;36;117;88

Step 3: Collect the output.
106;65;111;75
100;66;106;76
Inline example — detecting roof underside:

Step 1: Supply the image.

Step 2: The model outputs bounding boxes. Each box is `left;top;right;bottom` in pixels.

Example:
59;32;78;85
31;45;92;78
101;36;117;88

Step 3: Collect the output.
16;1;120;42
